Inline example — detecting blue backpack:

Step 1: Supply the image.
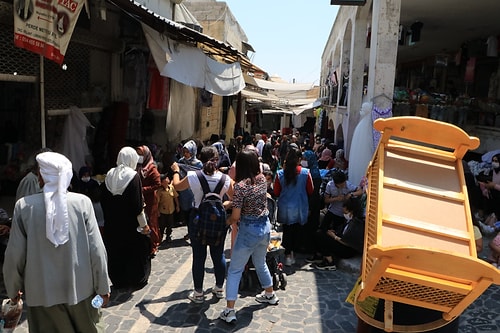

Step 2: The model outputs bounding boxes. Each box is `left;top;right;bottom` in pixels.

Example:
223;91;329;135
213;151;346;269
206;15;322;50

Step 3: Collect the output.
194;170;228;246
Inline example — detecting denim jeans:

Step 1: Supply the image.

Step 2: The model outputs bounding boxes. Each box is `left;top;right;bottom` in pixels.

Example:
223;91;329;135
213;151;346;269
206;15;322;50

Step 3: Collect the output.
189;210;226;292
226;215;272;301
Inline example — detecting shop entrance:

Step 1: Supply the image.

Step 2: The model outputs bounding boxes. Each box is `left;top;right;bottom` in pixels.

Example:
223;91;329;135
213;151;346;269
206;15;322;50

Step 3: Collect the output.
0;80;40;195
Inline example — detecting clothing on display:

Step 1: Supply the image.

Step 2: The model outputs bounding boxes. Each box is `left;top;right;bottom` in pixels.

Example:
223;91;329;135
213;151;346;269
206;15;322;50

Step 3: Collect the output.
487;35;499;57
372;104;392;152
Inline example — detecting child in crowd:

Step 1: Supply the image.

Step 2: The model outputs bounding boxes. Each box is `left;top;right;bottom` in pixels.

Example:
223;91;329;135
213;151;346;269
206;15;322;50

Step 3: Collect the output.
263;170;275;197
157;174;180;243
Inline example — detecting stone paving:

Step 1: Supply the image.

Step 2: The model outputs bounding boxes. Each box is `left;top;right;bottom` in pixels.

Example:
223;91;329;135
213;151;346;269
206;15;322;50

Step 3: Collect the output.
2;224;500;332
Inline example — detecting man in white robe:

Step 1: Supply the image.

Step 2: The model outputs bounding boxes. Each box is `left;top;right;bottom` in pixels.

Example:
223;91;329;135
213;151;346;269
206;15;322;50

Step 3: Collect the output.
3;152;110;333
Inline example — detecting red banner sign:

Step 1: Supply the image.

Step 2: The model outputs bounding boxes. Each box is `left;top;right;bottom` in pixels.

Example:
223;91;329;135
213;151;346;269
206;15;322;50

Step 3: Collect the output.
13;0;85;64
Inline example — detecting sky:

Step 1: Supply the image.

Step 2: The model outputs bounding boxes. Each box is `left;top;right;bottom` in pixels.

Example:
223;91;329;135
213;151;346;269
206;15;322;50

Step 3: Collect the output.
223;1;339;85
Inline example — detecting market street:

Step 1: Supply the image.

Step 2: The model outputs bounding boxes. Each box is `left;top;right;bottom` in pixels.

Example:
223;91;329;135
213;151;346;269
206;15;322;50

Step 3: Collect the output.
1;224;499;332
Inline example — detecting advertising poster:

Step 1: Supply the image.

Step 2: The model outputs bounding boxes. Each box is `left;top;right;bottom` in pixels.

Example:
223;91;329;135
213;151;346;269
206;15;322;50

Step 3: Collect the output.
13;0;86;64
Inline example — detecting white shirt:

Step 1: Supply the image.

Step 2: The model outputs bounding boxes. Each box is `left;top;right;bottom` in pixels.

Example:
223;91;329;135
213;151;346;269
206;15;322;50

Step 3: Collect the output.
186;170;231;208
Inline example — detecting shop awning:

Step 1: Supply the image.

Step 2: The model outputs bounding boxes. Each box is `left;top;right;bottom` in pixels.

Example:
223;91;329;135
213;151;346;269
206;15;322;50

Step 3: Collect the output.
143;23;245;96
107;0;261;73
290;98;324;115
252;77;315;91
240;88;280;103
262;109;294;115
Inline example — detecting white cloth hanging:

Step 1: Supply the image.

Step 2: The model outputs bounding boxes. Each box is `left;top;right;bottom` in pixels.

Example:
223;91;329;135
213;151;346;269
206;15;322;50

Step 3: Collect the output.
348;102;375;186
142;23;245;96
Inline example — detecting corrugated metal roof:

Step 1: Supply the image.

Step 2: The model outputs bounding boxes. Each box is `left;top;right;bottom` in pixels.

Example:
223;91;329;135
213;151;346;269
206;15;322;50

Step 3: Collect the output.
107;0;263;73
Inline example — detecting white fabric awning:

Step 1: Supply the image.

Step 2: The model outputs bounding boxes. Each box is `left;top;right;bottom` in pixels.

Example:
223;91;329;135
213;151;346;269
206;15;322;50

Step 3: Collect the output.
262;109;294;115
240;89;280;103
143;23;245;96
290;98;324;115
253;77;314;91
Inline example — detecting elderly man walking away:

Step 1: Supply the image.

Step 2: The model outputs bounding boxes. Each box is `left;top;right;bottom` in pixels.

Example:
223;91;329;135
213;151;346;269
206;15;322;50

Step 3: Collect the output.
3;151;111;333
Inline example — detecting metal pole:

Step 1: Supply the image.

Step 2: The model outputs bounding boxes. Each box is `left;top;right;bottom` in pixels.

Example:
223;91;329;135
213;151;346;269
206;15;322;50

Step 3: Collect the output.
40;55;46;148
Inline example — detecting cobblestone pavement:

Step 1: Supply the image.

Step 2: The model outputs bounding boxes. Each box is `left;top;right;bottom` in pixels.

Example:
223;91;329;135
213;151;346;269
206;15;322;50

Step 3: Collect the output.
2;225;500;332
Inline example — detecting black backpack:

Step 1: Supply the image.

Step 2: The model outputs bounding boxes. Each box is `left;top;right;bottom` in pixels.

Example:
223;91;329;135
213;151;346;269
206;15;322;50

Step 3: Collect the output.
194;170;228;246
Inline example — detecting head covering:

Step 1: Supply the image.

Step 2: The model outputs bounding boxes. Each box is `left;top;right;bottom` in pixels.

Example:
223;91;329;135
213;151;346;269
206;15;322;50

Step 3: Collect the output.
244;144;259;155
335;148;345;159
36;152;73;247
183;140;198;159
136;145;154;177
137;145;153;167
105;147;138;196
319;148;332;161
212;141;225;155
303;150;321;180
289;143;300;151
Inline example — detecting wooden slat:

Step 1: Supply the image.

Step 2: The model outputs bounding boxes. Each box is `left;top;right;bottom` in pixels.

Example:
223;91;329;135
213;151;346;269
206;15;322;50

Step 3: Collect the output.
373;116;480;159
381;214;472;242
383;176;465;202
386;141;457;163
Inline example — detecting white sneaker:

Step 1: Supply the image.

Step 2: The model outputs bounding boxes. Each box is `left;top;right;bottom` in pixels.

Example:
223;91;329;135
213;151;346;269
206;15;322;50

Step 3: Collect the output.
220;309;237;323
187;290;205;304
212;286;224;299
255;292;279;305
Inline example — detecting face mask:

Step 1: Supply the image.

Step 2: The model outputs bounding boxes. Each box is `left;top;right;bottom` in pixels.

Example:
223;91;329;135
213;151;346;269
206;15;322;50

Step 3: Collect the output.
137;156;144;164
343;213;352;220
492;162;500;169
81;176;91;183
300;160;308;168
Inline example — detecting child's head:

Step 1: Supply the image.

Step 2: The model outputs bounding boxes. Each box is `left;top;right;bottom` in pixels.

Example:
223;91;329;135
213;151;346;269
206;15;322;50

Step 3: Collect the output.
160;173;170;187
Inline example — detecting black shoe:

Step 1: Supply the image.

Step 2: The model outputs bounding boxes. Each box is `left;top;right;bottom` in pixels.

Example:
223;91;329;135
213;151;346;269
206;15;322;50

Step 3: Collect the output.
305;254;323;264
315;259;336;271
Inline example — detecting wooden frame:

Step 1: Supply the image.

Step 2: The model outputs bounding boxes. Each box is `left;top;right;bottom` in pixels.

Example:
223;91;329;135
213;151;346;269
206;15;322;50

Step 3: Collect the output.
355;117;500;332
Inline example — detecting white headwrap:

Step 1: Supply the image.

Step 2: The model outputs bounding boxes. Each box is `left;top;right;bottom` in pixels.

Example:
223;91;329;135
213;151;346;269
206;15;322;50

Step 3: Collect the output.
36;152;73;247
105;147;139;195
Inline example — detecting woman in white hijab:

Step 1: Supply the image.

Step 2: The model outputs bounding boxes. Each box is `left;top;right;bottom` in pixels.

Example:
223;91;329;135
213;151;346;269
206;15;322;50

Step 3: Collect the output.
101;147;151;290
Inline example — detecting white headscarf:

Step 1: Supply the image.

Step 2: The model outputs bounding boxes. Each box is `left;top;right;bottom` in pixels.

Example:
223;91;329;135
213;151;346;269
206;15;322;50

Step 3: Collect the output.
105;147;139;195
36;152;73;247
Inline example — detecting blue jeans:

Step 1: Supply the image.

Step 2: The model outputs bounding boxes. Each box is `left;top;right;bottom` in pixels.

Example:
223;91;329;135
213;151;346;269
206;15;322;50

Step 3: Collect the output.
189;211;226;292
226;215;272;301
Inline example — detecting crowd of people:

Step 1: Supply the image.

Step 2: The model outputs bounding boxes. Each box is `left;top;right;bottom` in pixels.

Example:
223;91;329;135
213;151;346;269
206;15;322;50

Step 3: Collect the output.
3;126;498;331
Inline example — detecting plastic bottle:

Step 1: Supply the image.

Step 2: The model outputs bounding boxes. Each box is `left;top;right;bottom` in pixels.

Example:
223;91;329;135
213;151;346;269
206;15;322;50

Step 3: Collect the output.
136;226;151;236
91;295;104;308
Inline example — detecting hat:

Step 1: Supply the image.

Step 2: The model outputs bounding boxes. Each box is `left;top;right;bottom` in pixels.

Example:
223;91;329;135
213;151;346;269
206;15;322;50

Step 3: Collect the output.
319;148;332;161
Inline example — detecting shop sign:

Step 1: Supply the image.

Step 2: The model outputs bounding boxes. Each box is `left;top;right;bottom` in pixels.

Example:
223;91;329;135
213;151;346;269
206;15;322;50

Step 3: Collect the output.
13;0;86;64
